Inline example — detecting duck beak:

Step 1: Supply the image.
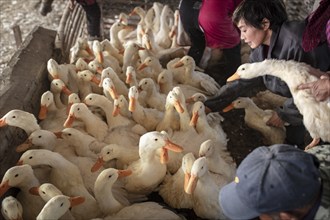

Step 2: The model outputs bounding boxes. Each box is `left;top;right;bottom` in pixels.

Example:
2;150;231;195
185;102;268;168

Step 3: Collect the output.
0;118;7;127
16;160;23;166
160;147;169;164
91;157;104;172
96;52;104;64
16;138;33;152
190;111;198;127
112;104;120;117
38;105;48;120
118;169;132;178
129;97;135;112
185;97;194;104
174;61;184;68
53;131;63;139
164;139;183;153
69;196;85;208
126;73;132;84
173;100;184;113
96;67;103;74
91;75;101;85
66;103;73;115
62;85;72;96
108;86;119;100
227;72;240;82
85;46;94;57
184;172;191;193
185;174;197;194
0;180;10;197
137;62;148;71
222;103;235;112
29;186;40;196
64;114;75;128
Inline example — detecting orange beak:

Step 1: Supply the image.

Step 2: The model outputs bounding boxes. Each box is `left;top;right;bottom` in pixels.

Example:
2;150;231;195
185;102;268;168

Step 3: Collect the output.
227;72;240;82
138;63;148;71
190;111;199;127
222;103;235;112
69;196;85;208
0;180;10;197
29;186;40;196
174;61;184;68
91;157;104;172
16;138;33;152
173;100;184;113
0;118;8;127
64;114;75;128
129;97;136;112
112;104;120;117
118;169;132;178
38;105;48;120
185;174;198;194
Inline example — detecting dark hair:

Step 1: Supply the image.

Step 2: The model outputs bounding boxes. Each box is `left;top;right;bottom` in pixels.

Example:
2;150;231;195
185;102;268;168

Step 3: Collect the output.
233;0;288;30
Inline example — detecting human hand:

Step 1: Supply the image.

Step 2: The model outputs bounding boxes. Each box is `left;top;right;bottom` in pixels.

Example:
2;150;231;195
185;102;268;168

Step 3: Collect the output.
297;75;330;101
266;112;284;127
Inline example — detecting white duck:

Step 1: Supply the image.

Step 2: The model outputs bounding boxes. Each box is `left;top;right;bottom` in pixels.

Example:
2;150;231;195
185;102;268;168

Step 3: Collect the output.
113;95;132;119
50;78;73;107
17;149;101;220
223;97;286;145
30;183;75;220
158;152;195;209
185;157;227;219
109;21;128;53
0;109;40;136
1;196;23;220
84;93;124;128
122;131;183;194
94;167;132;215
138;56;164;81
122;42;145;74
36;195;85;220
157;69;209;98
154;5;173;49
92;40;122;74
125;66;139;87
47;58;78;93
75;57;89;72
92;144;139;170
38;91;67;132
138;77;166;111
94;168;182;220
199;139;236;181
64;102;108;141
128;86;164;131
190;101;228;148
101;39;123;66
100;67;128;97
227;59;329;149
0;165;44;220
69;37;94;64
76;69;102;99
156;90;180;133
174;56;221;96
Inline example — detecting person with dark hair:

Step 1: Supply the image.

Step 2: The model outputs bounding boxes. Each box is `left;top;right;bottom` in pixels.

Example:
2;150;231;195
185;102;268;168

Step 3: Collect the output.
198;0;243;86
219;143;330;219
69;0;102;40
178;0;205;66
204;0;330;148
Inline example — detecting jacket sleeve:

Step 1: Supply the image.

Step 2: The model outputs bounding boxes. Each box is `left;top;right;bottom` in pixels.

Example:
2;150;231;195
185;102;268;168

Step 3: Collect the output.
276;98;303;126
204;77;265;112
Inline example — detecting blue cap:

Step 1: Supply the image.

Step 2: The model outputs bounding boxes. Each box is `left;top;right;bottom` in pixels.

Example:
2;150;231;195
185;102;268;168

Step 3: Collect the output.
219;144;321;219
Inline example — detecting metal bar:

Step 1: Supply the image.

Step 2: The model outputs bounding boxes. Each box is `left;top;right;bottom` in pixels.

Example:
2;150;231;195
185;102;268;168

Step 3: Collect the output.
11;24;22;48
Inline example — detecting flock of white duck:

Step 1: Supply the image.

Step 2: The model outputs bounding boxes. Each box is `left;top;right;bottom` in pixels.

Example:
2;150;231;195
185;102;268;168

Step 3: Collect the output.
1;2;329;220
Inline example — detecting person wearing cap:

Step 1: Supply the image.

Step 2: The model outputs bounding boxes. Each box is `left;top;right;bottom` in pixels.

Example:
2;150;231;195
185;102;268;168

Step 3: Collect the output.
219;144;330;220
204;0;330;149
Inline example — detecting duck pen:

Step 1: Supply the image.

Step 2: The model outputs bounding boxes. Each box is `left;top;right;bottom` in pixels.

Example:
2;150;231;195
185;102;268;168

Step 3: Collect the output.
0;1;267;219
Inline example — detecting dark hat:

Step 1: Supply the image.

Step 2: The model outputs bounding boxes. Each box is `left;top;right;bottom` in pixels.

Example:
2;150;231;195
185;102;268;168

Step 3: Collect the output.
219;144;321;219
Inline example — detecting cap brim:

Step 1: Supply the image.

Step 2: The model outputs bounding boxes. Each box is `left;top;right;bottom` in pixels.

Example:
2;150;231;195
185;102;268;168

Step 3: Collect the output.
220;182;260;220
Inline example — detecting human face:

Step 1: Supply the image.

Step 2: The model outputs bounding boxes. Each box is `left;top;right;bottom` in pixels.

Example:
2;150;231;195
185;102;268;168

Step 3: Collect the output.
237;19;272;49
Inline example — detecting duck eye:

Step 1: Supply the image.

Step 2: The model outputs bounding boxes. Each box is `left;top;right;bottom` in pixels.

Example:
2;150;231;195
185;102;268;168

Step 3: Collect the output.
60;203;64;207
29;156;33;159
242;68;245;71
42;191;46;194
14;174;19;177
144;81;147;85
77;108;80;111
12;116;16;118
108;174;113;178
154;138;158;141
38;135;42;138
68;133;72;136
107;151;110;154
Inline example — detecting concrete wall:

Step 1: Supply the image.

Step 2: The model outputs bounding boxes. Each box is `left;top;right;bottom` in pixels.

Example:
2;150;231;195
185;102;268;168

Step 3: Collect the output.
0;26;57;196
